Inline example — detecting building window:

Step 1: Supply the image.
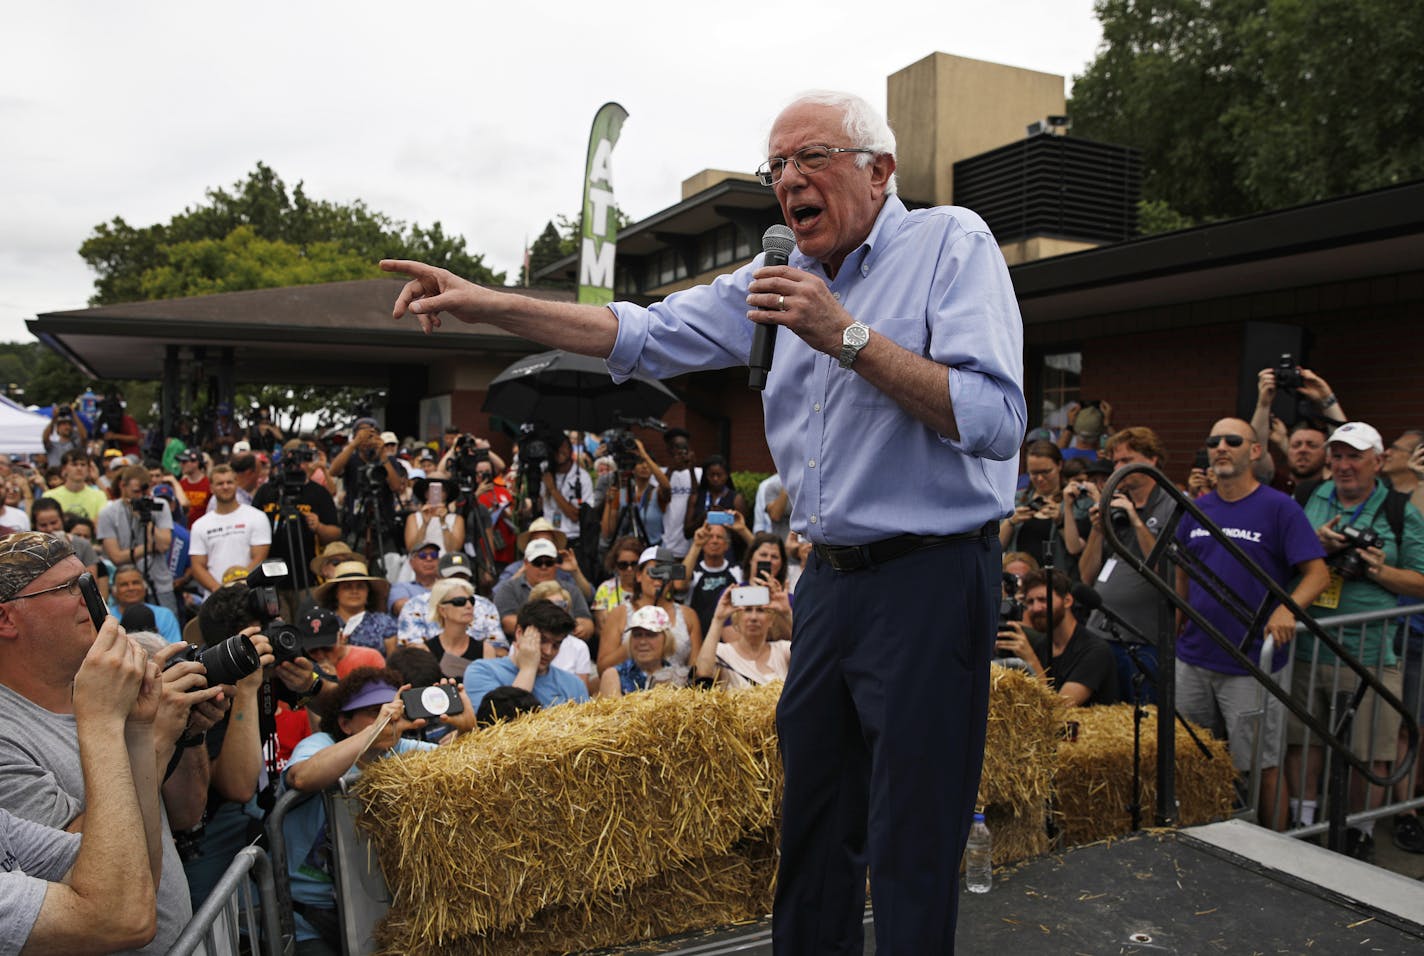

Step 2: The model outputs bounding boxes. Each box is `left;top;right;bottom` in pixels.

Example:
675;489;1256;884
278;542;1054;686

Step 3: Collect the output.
1041;351;1081;432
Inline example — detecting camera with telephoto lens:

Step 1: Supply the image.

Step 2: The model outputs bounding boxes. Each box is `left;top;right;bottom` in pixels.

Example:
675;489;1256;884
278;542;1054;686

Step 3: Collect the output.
167;632;263;687
278;448;312;495
451;434;490;483
131;496;164;517
239;560;316;664
1329;524;1385;581
1275;353;1304;391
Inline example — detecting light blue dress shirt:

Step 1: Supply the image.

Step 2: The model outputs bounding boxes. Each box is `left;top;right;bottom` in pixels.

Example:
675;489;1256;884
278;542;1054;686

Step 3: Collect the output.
608;196;1025;545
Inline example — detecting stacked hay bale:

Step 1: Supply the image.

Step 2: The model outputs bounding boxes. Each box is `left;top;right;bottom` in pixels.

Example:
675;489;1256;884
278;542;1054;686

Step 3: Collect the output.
357;685;782;956
975;667;1068;862
1052;703;1237;846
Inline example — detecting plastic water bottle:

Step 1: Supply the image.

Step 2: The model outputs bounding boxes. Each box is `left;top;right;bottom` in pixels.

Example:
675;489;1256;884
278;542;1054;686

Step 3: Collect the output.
965;812;993;893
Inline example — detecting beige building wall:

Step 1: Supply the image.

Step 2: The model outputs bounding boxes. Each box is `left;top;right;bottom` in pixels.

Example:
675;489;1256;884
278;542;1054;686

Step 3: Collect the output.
681;169;759;200
888;52;1066;207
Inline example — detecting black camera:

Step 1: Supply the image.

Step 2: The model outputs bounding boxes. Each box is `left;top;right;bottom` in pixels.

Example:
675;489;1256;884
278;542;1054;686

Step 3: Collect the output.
1275;353;1304;391
55;404;73;422
604;429;642;471
646;560;687;582
262;619;327;664
167;633;263;687
98;394;125;435
1329;524;1385;581
451;434;491;483
516;421;560;474
131;497;164;517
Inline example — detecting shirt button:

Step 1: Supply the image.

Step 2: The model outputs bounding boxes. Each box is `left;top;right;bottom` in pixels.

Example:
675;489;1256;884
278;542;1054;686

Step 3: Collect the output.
809;514;818;524
831;292;841;302
861;264;869;277
808;459;816;468
813;402;821;412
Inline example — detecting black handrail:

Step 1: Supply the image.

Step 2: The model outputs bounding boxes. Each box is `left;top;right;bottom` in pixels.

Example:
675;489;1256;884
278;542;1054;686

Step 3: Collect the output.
1097;463;1419;799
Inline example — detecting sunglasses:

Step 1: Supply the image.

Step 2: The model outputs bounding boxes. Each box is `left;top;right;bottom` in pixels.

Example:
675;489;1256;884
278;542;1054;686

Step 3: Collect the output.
615;560;639;570
414;549;440;559
441;596;475;607
1205;434;1246;448
529;557;557;569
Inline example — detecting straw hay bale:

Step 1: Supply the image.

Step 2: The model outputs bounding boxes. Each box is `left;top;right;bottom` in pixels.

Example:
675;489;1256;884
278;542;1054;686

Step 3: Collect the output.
1052;704;1237;846
356;686;780;945
374;834;777;956
978;666;1067;814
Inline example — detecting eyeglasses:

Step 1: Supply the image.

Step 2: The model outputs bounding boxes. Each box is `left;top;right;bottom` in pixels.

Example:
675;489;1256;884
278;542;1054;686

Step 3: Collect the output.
414;550;440;559
441;596;475;607
1205;434;1246;448
756;145;875;186
615;560;639;570
529;558;557;569
1027;468;1057;478
3;575;83;604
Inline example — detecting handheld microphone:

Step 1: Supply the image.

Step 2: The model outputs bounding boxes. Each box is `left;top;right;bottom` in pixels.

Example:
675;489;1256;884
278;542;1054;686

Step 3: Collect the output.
748;225;796;390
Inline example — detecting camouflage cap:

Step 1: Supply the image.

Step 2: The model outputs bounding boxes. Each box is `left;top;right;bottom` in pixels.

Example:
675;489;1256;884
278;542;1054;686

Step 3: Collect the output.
0;532;76;603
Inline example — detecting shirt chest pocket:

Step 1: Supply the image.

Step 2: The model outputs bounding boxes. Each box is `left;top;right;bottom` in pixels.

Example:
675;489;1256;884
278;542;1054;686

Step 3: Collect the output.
840;314;928;408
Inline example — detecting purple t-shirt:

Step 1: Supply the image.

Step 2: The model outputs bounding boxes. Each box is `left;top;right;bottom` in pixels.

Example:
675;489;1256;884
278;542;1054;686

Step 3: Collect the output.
1176;484;1324;674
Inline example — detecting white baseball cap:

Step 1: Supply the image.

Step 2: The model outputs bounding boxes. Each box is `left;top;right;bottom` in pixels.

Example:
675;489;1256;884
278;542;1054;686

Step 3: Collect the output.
524;539;559;562
1327;422;1383;454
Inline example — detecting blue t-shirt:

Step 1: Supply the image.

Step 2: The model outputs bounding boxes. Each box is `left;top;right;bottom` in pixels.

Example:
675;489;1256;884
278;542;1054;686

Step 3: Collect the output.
1175;484;1323;674
463;657;589;712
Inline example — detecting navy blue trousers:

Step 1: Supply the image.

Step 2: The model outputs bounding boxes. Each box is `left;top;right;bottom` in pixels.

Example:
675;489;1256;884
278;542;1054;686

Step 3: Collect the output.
772;535;999;955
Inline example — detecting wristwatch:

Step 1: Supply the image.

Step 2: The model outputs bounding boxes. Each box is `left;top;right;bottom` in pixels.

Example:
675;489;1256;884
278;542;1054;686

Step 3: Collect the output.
839;321;870;369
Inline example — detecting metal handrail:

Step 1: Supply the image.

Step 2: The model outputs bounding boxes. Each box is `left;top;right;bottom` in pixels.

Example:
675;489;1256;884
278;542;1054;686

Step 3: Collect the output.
1304;602;1424;629
263;785;322;947
169;845;285;956
1098;463;1419;792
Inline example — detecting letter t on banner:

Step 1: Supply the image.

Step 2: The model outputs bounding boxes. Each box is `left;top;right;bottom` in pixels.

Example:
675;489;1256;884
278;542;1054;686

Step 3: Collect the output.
577;102;629;306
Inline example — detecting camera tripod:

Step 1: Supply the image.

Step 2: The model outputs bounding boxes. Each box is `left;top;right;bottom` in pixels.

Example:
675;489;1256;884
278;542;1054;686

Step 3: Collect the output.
611;468;652;548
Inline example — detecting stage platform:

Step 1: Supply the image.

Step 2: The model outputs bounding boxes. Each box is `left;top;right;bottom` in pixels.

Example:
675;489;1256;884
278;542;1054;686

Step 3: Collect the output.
598;820;1424;954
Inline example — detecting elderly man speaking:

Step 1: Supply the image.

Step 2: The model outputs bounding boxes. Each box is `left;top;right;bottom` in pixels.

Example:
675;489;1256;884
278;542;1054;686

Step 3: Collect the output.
382;91;1023;954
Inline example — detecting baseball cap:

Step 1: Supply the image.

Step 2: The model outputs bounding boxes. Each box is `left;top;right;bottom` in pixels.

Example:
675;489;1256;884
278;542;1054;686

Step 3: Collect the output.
524;539;559;563
297;607;341;650
176;449;201;463
103;448;122;459
341;681;398;713
232;440;251;454
380;431;399;446
438;552;474;579
1074;404;1105;442
626;605;671;633
1327;422;1383;454
1084;458;1113;477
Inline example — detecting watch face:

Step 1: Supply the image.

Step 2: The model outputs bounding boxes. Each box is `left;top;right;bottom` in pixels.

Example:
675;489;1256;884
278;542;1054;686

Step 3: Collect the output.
845;324;869;347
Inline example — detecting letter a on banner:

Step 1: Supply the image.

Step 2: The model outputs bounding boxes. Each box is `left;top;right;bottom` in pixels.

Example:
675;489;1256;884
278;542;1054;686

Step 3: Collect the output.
577;102;629;305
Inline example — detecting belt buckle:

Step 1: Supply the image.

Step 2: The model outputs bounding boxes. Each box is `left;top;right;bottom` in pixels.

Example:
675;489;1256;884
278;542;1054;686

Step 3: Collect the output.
827;545;869;572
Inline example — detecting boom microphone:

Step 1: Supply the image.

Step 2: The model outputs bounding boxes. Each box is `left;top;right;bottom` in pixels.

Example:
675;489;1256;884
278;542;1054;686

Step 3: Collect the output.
748;225;796;390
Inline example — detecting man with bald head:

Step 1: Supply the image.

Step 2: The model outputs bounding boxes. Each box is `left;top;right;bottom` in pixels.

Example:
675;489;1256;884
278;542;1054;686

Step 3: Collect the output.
380;90;1024;952
1173;417;1329;829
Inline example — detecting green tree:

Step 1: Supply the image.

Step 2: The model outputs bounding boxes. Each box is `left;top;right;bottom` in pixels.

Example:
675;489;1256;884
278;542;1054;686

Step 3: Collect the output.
1071;0;1424;221
79;162;504;306
522;221;568;286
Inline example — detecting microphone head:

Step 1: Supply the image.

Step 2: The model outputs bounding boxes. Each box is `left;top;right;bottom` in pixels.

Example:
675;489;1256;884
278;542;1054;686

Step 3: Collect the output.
761;225;795;263
1070;582;1103;611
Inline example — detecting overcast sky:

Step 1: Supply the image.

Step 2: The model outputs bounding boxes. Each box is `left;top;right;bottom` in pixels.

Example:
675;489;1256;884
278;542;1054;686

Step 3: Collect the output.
0;1;1103;343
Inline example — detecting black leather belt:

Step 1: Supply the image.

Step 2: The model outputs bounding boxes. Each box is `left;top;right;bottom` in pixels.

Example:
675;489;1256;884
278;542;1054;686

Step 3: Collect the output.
812;521;999;573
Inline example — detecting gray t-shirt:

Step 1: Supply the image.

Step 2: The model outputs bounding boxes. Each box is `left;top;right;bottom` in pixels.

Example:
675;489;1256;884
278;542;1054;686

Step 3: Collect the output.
0;808;80;956
492;576;593;633
97;498;174;593
1088;485;1177;644
0;683;191;955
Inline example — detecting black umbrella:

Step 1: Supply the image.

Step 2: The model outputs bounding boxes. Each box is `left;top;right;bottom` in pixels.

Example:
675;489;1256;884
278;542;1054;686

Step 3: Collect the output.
481;350;679;433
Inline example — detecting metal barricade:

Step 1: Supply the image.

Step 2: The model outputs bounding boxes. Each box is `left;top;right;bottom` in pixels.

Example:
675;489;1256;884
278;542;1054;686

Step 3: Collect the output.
168;845;285;956
1267;603;1424;840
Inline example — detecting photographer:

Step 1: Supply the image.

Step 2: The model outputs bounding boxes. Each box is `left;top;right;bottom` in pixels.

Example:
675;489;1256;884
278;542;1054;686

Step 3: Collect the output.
282;668;439;952
42;403;89;469
253;440;341;621
530;432;592;555
996;569;1118;707
1287;421;1424;859
95;389;142;457
0;617;163;955
97;465;178;615
1253;362;1344;484
329;419;404;562
598;436;668;549
242;407;285;455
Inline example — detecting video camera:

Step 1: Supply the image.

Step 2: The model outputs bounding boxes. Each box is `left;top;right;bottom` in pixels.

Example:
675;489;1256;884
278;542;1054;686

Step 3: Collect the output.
278;448;312;496
646;559;687;582
516;421;562;475
451;434;491;484
604;429;642;472
1329;524;1385;581
98;393;126;435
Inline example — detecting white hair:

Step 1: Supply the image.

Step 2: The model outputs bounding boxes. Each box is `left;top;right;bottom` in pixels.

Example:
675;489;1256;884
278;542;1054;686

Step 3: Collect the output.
769;90;898;195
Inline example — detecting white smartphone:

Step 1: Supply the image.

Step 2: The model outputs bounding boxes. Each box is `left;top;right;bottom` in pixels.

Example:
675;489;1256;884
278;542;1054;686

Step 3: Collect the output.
730;585;770;607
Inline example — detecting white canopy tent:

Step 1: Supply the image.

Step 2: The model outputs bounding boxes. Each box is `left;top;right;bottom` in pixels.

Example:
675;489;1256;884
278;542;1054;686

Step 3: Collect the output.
0;395;49;456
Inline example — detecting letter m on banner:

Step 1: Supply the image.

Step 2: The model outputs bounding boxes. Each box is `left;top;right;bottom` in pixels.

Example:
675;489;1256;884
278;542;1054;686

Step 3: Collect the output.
577;102;629;306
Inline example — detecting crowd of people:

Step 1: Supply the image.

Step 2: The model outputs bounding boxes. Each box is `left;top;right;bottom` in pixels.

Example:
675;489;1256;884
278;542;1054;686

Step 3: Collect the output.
995;364;1424;861
0;404;800;955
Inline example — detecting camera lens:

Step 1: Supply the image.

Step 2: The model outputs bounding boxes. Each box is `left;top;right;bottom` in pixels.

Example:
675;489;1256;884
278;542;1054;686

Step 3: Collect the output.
198;633;262;686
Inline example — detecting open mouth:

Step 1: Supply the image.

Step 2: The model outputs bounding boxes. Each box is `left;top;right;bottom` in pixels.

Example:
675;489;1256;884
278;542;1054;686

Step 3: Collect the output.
792;205;822;226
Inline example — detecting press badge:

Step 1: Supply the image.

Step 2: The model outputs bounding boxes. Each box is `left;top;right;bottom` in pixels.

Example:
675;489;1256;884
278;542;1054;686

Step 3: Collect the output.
1097;557;1117;583
1313;570;1343;610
